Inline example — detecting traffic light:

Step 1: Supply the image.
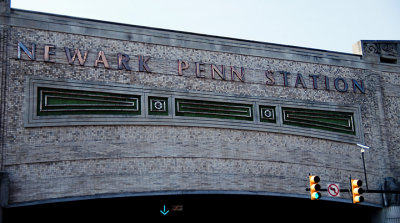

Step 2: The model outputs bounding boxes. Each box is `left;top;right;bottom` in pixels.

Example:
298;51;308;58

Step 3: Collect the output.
351;179;364;204
309;175;321;200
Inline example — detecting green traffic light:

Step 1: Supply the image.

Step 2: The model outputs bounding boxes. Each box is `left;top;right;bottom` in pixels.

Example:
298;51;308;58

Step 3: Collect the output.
312;192;321;200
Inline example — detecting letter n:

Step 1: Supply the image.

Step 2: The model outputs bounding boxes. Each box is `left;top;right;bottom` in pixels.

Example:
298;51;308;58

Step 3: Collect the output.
17;42;36;60
231;67;245;82
352;79;365;94
211;64;226;80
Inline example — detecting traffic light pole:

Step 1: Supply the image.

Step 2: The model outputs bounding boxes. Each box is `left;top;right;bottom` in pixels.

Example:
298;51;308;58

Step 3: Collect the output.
366;190;400;194
361;149;369;191
305;143;400;202
305;188;350;192
305;188;400;194
356;144;400;194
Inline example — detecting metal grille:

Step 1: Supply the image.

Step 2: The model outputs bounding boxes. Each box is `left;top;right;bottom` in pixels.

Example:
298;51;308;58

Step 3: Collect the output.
282;107;355;135
176;99;253;121
38;87;140;116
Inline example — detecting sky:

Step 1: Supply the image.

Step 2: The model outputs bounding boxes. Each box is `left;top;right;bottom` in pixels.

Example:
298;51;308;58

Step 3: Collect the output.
11;0;400;54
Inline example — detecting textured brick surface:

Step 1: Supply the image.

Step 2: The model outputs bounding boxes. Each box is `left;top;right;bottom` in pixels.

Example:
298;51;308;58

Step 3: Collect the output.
0;24;398;206
382;71;400;178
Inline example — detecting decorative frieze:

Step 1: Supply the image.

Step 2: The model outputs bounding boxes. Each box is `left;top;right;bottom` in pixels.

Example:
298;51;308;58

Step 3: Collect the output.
25;77;364;143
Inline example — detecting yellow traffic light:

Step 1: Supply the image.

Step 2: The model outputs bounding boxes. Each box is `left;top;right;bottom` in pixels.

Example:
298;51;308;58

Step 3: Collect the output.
351;179;364;204
309;175;321;200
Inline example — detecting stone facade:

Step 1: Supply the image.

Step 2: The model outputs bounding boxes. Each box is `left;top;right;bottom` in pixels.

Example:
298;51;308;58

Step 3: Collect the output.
0;2;399;208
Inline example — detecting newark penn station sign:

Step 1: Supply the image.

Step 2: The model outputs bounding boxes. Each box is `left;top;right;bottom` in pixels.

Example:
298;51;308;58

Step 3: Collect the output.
17;41;366;94
18;41;365;144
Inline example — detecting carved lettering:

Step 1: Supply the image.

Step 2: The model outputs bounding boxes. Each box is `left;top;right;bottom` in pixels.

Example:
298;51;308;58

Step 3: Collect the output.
280;71;291;87
325;76;330;91
211;64;226;80
178;60;189;76
94;51;110;68
17;42;36;60
15;40;368;94
138;55;151;72
117;53;131;71
309;74;320;89
352;79;365;94
44;44;56;63
265;70;275;85
231;67;245;82
334;77;348;92
295;73;307;88
64;47;88;66
195;62;205;78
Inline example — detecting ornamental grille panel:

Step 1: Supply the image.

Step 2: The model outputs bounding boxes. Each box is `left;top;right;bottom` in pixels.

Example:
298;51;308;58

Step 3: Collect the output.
175;98;253;121
25;77;364;143
37;87;140;116
282;107;356;135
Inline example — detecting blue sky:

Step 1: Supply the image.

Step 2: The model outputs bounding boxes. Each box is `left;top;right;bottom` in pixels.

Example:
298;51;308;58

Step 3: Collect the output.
11;0;400;53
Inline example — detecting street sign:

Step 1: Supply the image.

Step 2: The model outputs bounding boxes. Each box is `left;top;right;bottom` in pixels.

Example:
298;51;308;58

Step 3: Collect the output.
327;183;340;197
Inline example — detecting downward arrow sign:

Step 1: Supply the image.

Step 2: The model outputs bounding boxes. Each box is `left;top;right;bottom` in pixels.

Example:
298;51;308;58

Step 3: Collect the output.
160;205;169;216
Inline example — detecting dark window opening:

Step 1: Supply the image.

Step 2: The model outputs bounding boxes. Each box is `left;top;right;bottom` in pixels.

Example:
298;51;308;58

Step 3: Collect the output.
380;57;397;64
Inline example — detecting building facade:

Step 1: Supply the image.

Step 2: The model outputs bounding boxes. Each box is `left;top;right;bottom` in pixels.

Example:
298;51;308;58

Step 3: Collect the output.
0;0;400;221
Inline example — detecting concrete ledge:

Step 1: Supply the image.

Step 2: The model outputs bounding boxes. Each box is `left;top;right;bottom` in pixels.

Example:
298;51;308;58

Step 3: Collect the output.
1;9;399;73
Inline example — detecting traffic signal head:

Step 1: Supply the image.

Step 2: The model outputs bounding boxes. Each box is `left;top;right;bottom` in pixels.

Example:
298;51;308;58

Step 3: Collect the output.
351;179;364;204
309;175;321;200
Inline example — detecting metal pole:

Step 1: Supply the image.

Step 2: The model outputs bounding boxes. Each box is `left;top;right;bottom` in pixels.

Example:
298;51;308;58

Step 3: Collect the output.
361;149;369;191
367;190;400;194
349;176;352;196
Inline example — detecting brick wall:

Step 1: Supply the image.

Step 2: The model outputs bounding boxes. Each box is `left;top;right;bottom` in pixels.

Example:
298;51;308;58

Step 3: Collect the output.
1;24;398;206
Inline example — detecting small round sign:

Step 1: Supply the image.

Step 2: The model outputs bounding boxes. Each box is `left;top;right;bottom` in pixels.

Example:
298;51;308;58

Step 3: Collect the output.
327;183;340;197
